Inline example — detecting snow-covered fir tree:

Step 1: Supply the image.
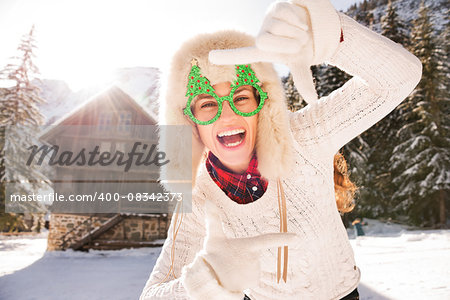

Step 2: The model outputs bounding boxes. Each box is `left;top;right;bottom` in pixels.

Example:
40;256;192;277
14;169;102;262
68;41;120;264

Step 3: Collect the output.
0;26;44;126
0;26;49;229
281;72;307;112
315;65;351;98
390;1;449;227
353;0;375;27
330;0;448;225
353;0;412;220
381;0;409;46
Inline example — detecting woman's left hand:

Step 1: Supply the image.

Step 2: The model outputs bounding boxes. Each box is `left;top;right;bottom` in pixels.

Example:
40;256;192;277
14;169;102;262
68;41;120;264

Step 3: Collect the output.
209;0;342;104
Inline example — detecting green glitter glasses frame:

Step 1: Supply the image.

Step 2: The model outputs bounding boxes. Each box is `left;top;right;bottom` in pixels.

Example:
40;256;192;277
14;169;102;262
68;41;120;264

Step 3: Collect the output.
183;59;268;125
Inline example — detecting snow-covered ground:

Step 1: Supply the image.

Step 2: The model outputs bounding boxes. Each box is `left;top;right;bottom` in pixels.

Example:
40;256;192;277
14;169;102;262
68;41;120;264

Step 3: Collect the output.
0;221;449;300
347;220;450;299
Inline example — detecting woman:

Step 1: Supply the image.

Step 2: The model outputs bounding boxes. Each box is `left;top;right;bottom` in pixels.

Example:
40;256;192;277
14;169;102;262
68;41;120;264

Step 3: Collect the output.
140;0;422;299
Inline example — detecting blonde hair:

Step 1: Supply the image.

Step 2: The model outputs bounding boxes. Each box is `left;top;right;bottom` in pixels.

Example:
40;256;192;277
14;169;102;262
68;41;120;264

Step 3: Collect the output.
333;151;357;213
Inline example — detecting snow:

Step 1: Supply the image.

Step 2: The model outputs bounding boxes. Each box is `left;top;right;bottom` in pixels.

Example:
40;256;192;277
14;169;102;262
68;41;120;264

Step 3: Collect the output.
0;231;161;300
0;232;48;277
1;221;449;300
347;0;448;36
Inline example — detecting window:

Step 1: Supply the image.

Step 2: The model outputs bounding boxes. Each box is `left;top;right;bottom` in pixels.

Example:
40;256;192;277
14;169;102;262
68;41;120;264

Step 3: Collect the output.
98;112;113;131
117;111;132;133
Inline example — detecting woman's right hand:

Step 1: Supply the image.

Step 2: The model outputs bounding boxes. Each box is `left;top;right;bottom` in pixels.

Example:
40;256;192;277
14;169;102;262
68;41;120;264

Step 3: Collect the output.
181;200;297;299
209;0;342;104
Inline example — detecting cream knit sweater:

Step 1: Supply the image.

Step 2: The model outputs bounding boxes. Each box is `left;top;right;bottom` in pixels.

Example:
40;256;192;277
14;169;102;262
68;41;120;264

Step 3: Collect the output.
140;14;422;300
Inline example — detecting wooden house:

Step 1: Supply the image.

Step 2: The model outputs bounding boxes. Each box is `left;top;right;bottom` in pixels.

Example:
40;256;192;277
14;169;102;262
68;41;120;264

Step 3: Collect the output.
41;85;170;251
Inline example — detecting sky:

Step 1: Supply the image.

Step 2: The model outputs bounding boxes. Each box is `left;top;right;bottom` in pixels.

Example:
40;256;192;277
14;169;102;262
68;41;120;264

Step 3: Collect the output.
0;0;363;91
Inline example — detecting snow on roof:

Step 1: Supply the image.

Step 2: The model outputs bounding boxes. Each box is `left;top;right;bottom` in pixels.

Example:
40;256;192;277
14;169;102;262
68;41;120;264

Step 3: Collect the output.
39;83;157;141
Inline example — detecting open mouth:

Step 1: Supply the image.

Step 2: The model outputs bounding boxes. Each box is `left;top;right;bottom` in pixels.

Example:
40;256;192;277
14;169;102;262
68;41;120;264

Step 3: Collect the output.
217;129;246;147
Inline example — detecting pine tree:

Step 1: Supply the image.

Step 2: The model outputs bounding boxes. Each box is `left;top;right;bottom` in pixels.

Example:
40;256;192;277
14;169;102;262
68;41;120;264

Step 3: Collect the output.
390;2;449;227
0;26;44;126
355;0;375;27
0;26;49;231
316;65;351;98
352;0;413;221
282;72;306;112
381;0;409;46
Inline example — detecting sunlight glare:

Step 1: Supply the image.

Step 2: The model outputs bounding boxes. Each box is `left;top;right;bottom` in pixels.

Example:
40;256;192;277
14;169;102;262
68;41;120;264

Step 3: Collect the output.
35;0;139;91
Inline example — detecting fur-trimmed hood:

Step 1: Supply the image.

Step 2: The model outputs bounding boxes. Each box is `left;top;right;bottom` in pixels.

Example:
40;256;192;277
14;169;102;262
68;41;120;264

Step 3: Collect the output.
159;30;294;188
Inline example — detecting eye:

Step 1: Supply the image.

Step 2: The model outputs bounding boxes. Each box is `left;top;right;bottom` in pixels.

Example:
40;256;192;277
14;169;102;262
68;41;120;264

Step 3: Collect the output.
234;96;248;103
200;101;218;109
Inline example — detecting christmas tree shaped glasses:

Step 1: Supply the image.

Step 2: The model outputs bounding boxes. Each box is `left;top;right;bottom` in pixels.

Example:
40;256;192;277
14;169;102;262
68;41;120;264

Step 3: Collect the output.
184;59;268;125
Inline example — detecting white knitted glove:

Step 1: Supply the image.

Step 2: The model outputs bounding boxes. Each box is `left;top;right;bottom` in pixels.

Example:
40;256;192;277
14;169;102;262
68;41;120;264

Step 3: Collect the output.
209;0;341;104
181;200;297;300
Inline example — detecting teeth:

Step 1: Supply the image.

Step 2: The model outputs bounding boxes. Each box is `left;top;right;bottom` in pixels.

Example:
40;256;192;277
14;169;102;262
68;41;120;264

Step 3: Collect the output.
224;139;243;147
217;129;245;137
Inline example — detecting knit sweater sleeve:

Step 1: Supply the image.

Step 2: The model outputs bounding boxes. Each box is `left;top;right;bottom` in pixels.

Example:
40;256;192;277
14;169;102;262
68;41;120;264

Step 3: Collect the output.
139;196;206;300
289;13;422;157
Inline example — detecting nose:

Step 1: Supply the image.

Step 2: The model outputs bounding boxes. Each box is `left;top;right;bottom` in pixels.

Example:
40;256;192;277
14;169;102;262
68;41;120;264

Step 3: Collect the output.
219;100;238;121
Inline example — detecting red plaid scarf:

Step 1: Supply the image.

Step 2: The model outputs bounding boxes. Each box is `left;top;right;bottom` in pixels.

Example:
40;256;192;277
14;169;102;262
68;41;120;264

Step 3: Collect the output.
205;151;268;204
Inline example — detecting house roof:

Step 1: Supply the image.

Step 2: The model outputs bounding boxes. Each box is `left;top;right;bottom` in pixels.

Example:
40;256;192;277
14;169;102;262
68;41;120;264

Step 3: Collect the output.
40;84;158;141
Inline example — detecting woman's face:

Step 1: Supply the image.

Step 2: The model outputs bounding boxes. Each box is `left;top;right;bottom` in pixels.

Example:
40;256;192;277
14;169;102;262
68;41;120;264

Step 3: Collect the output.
195;81;258;173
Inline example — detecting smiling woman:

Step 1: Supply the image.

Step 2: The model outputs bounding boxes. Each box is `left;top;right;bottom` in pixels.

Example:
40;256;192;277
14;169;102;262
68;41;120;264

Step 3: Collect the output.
139;0;423;298
194;81;259;174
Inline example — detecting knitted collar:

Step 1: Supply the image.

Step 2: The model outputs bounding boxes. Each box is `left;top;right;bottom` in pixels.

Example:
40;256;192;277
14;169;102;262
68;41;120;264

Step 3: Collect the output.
205;151;268;204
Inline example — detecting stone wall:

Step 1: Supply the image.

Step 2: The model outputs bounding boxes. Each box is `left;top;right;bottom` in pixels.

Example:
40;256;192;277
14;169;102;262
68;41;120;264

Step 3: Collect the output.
99;215;168;242
47;213;169;251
